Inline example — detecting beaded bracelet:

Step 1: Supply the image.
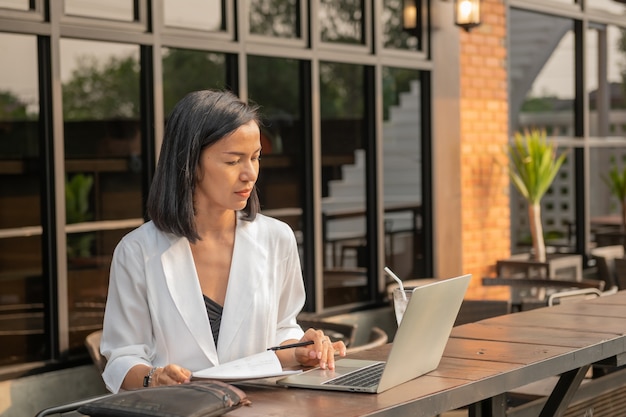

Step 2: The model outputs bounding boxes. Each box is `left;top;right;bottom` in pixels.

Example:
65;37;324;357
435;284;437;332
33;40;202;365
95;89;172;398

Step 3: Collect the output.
143;366;158;387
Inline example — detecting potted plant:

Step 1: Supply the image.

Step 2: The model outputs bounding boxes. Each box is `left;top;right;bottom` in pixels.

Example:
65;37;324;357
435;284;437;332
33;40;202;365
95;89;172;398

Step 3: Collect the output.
602;159;626;289
508;128;567;263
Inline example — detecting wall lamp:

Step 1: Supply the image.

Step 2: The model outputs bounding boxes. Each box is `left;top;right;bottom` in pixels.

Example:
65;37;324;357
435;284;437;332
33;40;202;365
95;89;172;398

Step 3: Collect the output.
401;0;422;36
401;0;422;47
403;0;481;35
454;0;481;32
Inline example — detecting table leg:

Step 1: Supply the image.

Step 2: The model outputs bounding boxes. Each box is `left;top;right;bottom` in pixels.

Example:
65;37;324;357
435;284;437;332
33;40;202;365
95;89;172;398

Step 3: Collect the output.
538;365;590;417
468;393;507;417
469;365;590;417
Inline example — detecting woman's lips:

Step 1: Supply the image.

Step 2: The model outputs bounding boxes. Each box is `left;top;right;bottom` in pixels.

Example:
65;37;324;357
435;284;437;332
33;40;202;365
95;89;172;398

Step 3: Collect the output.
236;189;252;198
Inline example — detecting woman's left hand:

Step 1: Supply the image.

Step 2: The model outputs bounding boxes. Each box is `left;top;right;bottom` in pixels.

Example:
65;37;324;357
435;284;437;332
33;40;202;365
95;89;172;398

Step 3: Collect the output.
293;328;347;370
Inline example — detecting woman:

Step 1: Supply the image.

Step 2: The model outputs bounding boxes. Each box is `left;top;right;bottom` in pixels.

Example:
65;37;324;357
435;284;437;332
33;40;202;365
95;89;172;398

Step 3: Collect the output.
100;90;345;393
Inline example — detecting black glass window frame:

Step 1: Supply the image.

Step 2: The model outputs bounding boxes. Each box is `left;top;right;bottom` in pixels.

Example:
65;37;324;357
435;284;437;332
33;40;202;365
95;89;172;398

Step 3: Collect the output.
0;0;435;375
59;1;148;33
63;0;137;22
508;1;626;266
248;0;303;40
317;0;371;53
0;0;44;18
160;0;233;41
380;0;427;54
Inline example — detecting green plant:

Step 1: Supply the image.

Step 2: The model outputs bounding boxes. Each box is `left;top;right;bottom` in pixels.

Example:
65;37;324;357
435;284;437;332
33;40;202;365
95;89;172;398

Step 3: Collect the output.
65;173;95;258
508;128;567;262
602;158;626;233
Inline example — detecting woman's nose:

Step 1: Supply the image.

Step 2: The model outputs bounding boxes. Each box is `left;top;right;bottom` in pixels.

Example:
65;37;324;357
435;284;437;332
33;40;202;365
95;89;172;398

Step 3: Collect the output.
240;161;258;182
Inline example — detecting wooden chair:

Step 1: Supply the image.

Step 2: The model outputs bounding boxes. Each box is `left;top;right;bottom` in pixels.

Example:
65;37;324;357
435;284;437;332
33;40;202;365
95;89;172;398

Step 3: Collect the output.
495;254;584;308
496;254;583;281
35;330;108;416
345;326;388;354
614;257;626;290
547;287;602;306
482;277;606;291
482;277;606;311
322;268;368;308
319;306;398;344
594;230;626;248
84;329;106;374
34;394;113;417
590;245;624;291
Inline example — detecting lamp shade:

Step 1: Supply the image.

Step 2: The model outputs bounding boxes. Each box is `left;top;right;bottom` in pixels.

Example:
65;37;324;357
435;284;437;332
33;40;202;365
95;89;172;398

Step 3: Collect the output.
454;0;481;31
401;0;422;48
402;0;420;35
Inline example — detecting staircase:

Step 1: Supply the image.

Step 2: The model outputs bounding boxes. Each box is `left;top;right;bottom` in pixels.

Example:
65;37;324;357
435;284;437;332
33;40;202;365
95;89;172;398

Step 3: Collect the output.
322;81;421;270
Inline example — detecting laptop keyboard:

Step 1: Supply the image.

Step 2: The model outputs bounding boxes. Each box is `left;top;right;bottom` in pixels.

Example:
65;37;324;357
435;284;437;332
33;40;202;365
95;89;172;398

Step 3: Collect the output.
322;362;386;388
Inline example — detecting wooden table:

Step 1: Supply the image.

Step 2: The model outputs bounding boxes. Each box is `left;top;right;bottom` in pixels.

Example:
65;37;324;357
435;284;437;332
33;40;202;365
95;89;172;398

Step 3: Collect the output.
590;214;621;228
230;291;626;417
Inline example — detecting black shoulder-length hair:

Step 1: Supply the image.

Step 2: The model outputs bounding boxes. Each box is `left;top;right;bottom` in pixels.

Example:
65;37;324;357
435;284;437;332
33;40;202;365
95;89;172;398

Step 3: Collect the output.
146;89;261;242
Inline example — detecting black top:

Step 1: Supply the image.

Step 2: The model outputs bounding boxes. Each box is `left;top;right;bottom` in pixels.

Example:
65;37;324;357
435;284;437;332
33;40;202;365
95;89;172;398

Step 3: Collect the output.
203;295;223;347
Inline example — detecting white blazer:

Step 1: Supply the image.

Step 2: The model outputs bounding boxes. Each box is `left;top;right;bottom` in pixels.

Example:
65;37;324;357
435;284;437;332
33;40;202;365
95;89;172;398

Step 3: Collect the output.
100;214;306;393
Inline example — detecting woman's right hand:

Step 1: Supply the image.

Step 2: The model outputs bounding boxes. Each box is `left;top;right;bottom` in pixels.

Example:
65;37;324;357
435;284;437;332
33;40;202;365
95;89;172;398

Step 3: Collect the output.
149;364;192;387
294;328;347;370
122;363;192;390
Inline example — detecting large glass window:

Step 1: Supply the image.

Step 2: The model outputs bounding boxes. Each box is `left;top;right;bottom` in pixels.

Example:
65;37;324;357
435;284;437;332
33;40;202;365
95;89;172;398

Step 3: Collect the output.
509;2;626;257
162;48;228;116
249;0;300;38
60;38;143;352
587;25;626;137
247;56;305;258
319;0;364;45
588;24;626;245
162;0;224;31
0;33;43;366
590;147;626;247
64;0;135;21
382;67;422;280
0;0;435;373
509;9;576;253
0;0;29;10
382;0;421;51
319;62;368;308
510;10;574;135
587;0;626;14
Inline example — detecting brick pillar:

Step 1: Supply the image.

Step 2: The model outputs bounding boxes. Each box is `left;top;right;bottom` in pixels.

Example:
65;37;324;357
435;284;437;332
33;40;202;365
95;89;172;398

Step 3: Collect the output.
459;0;510;298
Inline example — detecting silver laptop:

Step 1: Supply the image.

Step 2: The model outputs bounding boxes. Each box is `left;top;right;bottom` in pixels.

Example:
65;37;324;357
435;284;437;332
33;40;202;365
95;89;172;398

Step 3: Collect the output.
277;274;471;394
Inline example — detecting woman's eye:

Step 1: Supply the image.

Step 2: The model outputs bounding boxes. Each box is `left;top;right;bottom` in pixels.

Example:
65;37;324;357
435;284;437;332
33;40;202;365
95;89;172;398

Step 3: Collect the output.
227;160;239;166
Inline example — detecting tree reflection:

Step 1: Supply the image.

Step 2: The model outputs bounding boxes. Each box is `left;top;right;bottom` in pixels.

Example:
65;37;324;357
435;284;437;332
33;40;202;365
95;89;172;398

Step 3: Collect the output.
0;90;30;119
162;49;226;115
249;0;299;38
319;0;363;44
63;55;139;120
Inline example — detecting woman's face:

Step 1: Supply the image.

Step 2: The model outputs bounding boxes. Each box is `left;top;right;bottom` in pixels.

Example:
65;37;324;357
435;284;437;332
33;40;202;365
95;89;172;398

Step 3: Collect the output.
194;120;261;215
